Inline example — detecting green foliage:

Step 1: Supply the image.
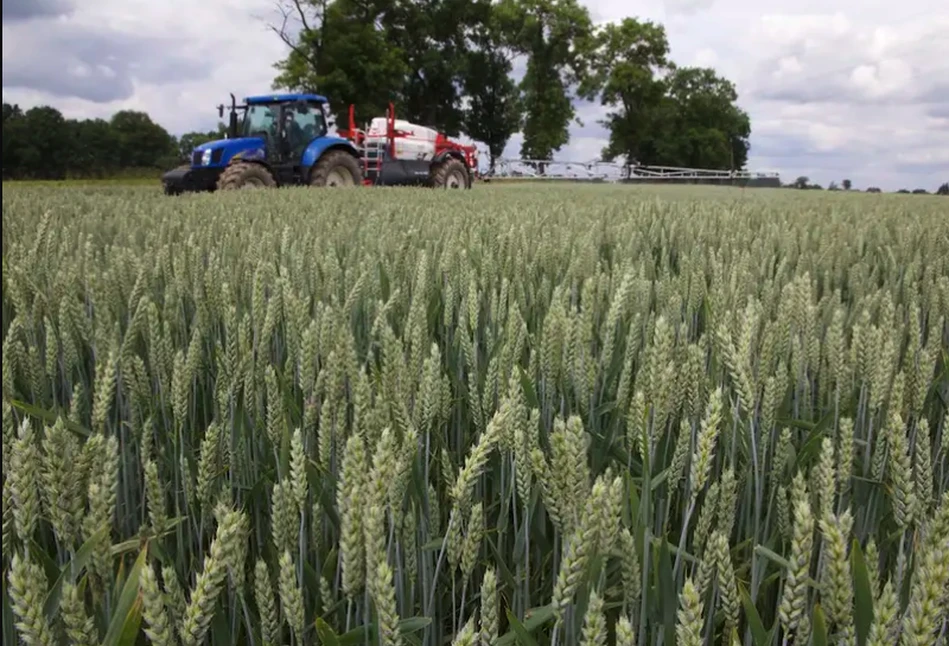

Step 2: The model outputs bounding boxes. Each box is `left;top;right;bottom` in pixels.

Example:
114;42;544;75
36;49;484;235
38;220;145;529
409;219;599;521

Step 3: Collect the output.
269;0;755;171
496;0;594;161
3;105;72;179
273;0;410;127
271;0;474;130
579;18;670;166
461;4;522;169
655;67;750;169
2;103;179;180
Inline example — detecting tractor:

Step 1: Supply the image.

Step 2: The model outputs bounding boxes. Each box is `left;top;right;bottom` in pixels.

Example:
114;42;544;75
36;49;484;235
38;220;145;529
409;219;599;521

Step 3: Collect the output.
161;92;478;194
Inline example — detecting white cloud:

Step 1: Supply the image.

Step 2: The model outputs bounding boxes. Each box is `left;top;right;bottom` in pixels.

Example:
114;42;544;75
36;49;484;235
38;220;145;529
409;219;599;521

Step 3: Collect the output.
2;0;948;191
2;0;286;132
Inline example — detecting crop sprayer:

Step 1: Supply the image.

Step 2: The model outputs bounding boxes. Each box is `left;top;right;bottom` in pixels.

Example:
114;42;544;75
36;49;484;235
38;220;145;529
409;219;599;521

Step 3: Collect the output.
161;92;479;194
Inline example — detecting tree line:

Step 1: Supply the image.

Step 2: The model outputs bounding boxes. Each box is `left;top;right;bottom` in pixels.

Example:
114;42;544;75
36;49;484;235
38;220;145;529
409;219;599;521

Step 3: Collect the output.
1;103;230;180
271;0;752;172
790;176;949;195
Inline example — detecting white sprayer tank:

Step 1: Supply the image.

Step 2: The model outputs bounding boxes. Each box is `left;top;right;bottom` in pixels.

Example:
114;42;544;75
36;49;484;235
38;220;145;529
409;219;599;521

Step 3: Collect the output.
365;117;439;161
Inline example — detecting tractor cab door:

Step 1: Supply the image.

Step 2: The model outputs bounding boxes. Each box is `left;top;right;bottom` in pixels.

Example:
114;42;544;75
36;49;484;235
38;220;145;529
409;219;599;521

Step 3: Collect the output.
278;101;325;163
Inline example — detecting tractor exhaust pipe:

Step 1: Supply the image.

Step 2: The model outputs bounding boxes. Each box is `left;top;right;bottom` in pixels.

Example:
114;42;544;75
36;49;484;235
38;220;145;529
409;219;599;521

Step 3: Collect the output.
227;93;238;139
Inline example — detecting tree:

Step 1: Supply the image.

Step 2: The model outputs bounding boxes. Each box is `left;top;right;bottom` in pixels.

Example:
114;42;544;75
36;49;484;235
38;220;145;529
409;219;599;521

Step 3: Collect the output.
828;181;839;191
2;103;27;178
578;18;670;168
494;0;594;164
109;110;177;169
937;182;949;195
381;0;475;135
794;176;809;189
270;0;476;133
842;178;851;190
649;67;751;170
272;0;409;127
461;1;522;170
3;101;182;179
16;106;71;179
68;119;120;177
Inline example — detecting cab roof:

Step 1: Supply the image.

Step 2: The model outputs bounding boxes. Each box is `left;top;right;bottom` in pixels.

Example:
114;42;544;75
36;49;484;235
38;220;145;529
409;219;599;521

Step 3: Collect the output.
245;93;327;105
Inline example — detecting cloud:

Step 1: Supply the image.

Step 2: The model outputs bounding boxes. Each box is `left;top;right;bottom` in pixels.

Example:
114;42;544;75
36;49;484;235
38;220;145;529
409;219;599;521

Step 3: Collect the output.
2;21;207;103
745;13;949;106
927;104;949;120
2;0;947;191
663;0;717;16
1;0;74;22
2;0;288;134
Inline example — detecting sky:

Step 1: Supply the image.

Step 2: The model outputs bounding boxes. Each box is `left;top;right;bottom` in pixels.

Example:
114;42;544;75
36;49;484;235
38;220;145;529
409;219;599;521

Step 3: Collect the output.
3;0;948;191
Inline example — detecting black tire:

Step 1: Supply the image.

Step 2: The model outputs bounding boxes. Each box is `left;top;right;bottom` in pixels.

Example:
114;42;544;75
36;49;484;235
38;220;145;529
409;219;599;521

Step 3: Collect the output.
309;150;363;187
217;162;276;190
431;157;470;189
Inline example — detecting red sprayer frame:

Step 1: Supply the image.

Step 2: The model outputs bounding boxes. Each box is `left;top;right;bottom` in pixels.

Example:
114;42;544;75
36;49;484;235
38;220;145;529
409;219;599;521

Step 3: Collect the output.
338;103;479;184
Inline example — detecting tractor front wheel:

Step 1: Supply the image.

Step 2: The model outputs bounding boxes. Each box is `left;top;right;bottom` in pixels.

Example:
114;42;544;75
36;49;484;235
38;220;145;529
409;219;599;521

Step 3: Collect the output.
217;162;276;190
431;158;470;189
310;151;362;187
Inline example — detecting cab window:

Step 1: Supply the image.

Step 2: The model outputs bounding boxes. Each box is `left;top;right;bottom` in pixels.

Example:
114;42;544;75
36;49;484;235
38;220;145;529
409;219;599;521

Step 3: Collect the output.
241;105;276;138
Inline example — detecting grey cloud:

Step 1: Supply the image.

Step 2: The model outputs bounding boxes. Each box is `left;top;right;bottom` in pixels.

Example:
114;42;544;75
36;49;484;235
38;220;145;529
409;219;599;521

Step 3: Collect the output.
3;64;134;103
749;134;844;161
2;0;73;22
917;80;949;104
740;15;949;109
894;160;948;175
663;0;717;16
2;21;212;103
749;65;947;107
752;80;856;106
927;104;949;120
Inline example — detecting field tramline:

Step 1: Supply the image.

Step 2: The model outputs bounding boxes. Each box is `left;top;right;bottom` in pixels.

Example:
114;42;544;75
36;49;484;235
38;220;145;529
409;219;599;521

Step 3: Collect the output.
1;184;948;646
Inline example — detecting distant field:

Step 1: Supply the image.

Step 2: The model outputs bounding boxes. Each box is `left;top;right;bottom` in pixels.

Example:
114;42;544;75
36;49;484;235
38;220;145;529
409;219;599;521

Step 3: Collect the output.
3;176;156;187
5;175;943;201
2;182;947;646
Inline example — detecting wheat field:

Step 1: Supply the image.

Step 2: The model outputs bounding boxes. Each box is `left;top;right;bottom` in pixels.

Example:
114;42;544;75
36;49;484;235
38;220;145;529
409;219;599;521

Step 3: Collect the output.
1;183;947;646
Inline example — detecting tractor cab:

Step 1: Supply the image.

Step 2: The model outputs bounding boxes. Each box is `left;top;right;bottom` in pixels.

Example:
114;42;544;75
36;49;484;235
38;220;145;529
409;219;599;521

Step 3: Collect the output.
233;95;329;165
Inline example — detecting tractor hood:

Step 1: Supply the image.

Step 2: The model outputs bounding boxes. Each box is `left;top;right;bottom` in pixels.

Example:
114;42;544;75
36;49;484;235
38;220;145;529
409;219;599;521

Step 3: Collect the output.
191;137;266;167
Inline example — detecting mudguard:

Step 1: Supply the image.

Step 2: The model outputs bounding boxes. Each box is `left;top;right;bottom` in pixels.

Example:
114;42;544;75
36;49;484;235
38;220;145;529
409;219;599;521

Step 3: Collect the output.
433;149;464;165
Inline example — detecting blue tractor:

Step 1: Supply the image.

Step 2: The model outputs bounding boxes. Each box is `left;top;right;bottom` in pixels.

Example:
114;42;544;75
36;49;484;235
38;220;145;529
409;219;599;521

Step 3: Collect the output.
162;92;364;194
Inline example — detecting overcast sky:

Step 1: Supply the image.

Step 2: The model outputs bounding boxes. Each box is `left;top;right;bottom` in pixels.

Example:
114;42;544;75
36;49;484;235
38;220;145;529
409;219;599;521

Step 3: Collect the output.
3;0;948;191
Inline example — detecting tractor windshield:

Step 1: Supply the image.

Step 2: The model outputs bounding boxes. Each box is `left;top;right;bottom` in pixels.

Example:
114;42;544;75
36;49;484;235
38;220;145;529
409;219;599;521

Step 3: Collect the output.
240;104;277;138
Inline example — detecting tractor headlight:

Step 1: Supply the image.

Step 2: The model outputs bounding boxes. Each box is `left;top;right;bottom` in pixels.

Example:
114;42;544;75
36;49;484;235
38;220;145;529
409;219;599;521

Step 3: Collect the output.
201;149;212;166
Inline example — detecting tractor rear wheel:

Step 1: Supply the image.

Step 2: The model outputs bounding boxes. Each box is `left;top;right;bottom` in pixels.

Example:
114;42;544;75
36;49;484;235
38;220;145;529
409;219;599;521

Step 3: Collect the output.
217;162;276;190
431;158;470;189
310;150;362;187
